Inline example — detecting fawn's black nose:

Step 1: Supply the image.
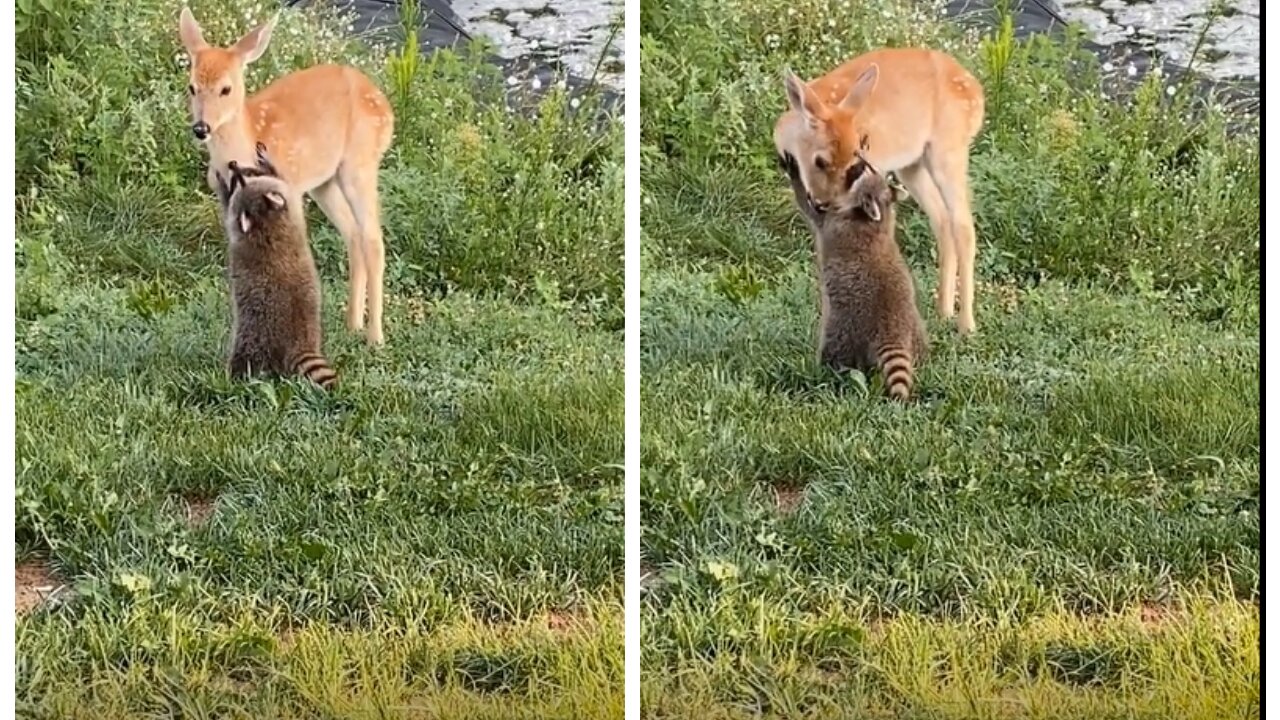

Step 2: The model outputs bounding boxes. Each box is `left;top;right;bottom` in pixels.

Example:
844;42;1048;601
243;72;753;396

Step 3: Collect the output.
809;195;829;214
191;122;210;140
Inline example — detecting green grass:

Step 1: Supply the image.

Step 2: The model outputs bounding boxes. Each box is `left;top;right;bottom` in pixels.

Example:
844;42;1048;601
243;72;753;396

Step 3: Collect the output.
16;0;622;716
639;0;1259;716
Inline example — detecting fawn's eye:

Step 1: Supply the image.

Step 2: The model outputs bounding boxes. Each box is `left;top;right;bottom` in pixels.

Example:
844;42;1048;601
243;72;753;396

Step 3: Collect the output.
187;84;195;95
813;155;829;171
220;86;232;96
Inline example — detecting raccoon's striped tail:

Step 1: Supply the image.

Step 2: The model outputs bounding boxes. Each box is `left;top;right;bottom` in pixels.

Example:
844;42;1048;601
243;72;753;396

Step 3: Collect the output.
875;343;915;402
292;351;337;390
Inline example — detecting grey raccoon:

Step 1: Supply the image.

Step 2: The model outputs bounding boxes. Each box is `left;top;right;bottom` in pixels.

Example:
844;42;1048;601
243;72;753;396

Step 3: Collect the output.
780;152;927;401
215;144;337;390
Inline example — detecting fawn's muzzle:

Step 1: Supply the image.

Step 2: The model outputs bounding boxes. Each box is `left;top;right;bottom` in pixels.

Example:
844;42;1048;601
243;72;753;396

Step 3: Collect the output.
191;122;210;140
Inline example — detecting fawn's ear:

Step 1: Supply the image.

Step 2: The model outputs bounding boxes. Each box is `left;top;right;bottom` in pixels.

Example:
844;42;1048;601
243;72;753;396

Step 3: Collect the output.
233;13;277;64
179;7;208;55
783;70;825;128
264;191;286;209
839;63;879;111
238;212;253;234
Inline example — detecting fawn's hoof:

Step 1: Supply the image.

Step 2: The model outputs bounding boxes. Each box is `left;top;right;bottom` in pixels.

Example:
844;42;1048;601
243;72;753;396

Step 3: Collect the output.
935;295;956;320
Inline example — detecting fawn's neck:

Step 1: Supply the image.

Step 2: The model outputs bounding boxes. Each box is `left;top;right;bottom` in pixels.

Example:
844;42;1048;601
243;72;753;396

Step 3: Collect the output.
857;116;921;174
207;110;257;170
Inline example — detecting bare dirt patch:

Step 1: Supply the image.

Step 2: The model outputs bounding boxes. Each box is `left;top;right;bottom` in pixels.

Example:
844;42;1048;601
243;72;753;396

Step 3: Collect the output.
182;493;217;528
546;609;578;634
640;562;663;594
16;560;66;617
770;482;807;515
1139;603;1179;629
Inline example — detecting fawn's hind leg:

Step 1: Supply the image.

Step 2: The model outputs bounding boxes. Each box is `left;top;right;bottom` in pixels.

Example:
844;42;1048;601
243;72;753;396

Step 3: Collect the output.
336;163;387;347
310;180;367;334
896;162;957;324
923;146;978;336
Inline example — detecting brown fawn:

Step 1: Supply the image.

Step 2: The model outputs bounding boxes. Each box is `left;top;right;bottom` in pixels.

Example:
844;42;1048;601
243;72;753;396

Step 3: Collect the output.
774;48;985;336
179;7;395;346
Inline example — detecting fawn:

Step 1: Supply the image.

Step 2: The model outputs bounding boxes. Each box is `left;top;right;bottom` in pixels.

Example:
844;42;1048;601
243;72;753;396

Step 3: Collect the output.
179;7;395;346
774;48;984;336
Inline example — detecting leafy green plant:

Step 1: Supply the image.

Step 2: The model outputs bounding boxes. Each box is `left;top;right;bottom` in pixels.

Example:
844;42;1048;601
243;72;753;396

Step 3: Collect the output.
15;0;84;63
387;0;422;103
979;0;1017;132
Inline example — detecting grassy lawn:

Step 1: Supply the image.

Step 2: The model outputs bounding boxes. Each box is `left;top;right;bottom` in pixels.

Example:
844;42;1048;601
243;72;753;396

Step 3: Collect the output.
639;0;1258;717
16;0;622;716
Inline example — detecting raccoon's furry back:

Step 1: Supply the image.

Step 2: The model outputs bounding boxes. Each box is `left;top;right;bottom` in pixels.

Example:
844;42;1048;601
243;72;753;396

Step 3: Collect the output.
224;168;336;390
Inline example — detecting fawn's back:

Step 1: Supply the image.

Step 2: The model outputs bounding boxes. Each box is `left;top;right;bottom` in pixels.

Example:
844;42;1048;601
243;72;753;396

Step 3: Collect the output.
242;64;393;190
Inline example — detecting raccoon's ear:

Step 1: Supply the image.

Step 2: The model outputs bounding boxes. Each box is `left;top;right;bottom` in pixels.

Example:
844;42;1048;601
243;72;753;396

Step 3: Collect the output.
890;184;910;204
264;191;286;209
783;70;824;127
839;63;879;111
238;212;253;234
861;194;882;223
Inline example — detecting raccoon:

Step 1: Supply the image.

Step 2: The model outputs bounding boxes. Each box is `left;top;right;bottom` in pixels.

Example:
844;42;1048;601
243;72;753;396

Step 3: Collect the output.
215;145;337;390
781;152;927;401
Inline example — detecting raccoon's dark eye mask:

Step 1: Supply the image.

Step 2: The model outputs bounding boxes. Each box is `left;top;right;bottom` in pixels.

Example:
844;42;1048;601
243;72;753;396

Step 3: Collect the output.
844;154;879;191
844;136;877;190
